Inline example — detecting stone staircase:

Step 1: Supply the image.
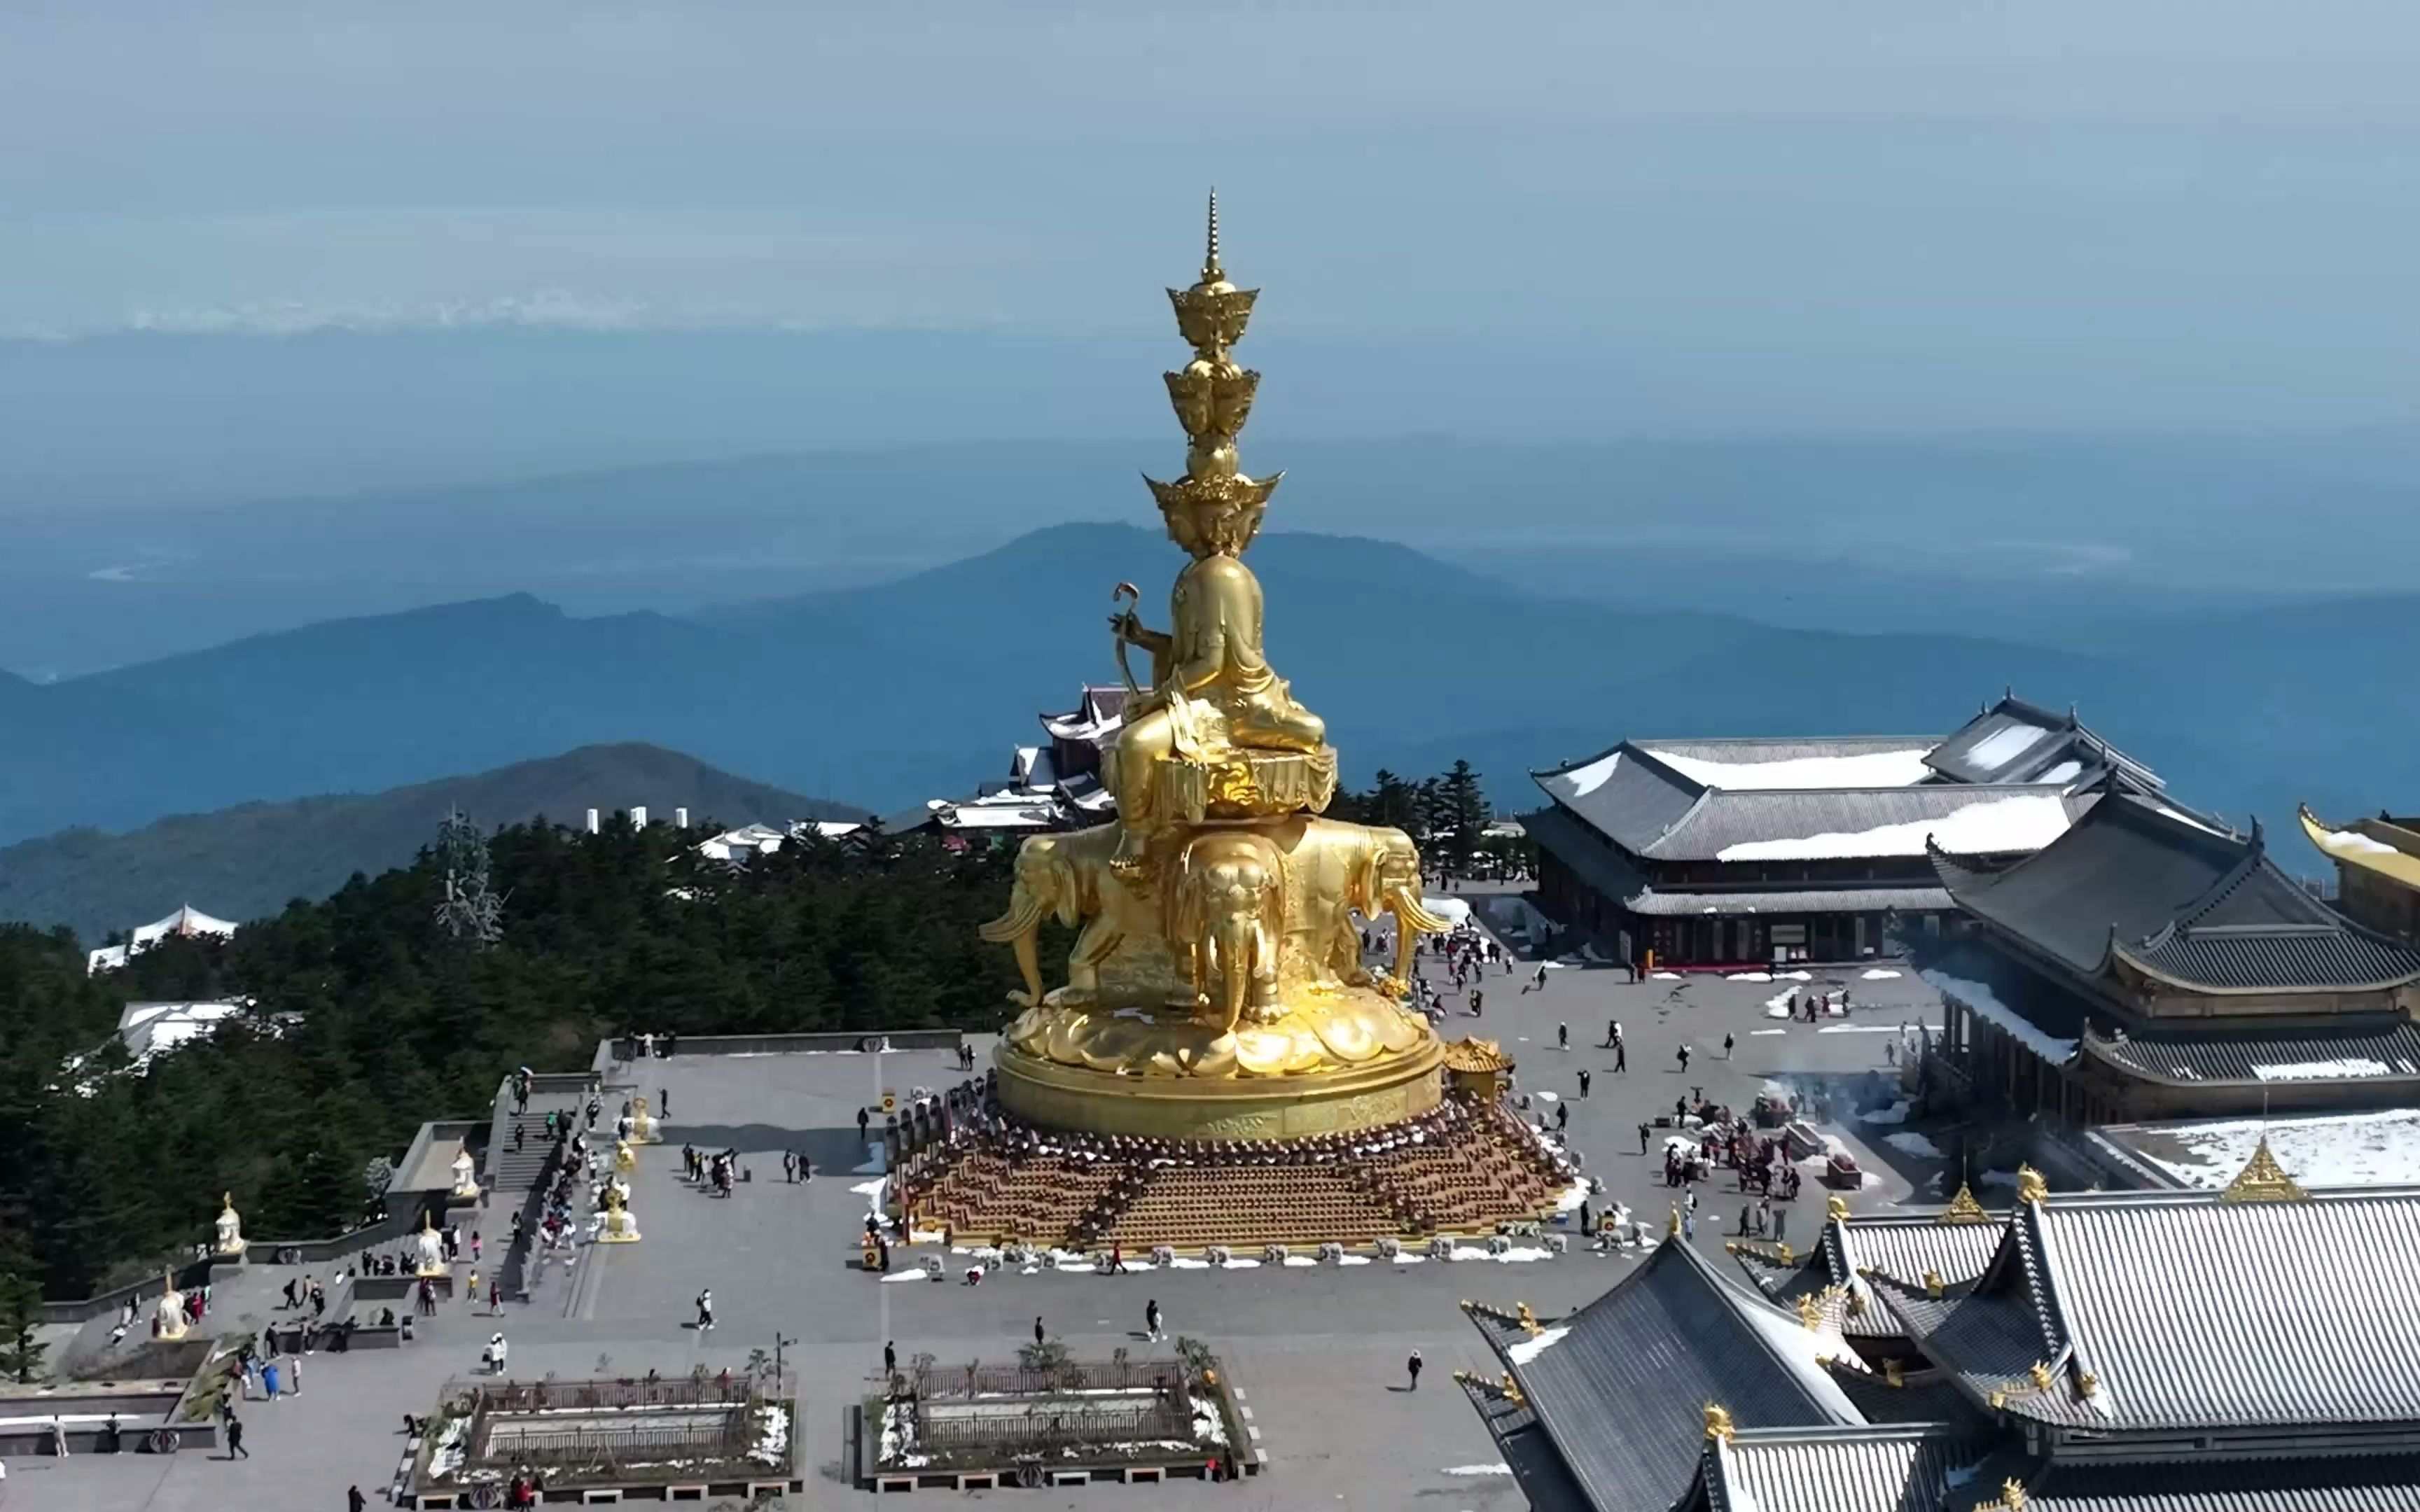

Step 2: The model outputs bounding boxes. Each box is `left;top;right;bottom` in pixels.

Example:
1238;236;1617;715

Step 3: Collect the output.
484;1075;592;1303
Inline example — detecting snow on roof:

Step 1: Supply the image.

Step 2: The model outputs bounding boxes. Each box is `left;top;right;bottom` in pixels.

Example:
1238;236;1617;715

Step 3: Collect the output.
1959;720;2054;774
88;904;241;974
1562;749;1622;797
1919;967;2078;1063
1639;744;1935;792
132;904;238;946
1716;793;2074;862
2121;1107;2420;1191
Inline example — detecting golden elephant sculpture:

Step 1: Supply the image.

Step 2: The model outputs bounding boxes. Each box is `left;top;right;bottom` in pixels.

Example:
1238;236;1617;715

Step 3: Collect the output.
977;823;1160;1007
1168;830;1285;1034
1281;818;1452;994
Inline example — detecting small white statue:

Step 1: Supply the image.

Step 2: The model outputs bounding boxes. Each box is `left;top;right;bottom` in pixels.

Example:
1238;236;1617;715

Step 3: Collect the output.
153;1270;188;1340
450;1148;479;1201
413;1212;448;1276
213;1192;246;1258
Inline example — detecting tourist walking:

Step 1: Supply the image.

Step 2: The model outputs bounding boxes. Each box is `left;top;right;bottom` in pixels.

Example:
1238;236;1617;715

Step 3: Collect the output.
351;1486;368;1512
1676;1044;1692;1073
1639;1121;1652;1154
1146;1300;1162;1341
1578;1068;1592;1098
884;1341;897;1378
225;1414;247;1459
1557;1022;1569;1051
1407;1350;1423;1391
1108;1243;1128;1275
783;1152;795;1183
695;1290;714;1333
1723;1032;1735;1060
1604;1019;1620;1048
1034;1315;1046;1348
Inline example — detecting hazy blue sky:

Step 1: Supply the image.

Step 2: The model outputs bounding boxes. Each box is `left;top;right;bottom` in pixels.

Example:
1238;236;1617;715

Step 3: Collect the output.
3;2;2419;439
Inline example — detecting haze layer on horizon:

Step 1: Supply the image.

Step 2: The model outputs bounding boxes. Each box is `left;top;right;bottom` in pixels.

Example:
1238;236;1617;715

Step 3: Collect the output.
4;2;2420;513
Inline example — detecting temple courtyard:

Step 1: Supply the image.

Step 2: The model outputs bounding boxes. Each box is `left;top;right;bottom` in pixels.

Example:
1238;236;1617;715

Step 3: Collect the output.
9;941;1943;1511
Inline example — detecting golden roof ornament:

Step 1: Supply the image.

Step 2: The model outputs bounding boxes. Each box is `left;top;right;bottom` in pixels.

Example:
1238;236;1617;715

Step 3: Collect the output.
1924;1268;1945;1300
1501;1372;1524;1408
1669;1205;1683;1236
1940;1182;1992;1224
1883;1357;1906;1389
2075;1367;2100;1399
1516;1302;1543;1338
1826;1193;1850;1223
2015;1165;2049;1205
2027;1361;2053;1390
1702;1402;1736;1444
2219;1133;2309;1205
1795;1293;1823;1331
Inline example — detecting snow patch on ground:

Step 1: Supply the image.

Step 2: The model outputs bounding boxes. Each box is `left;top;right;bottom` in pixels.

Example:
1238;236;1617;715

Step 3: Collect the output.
1650;971;1683;981
1861;968;1903;980
1751;1028;1787;1037
1858;1101;1911;1126
1443;1462;1515;1476
1728;971;1773;982
1884;1130;1946;1159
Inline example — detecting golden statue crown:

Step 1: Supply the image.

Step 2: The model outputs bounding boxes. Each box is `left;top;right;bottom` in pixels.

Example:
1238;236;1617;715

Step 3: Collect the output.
1148;192;1279;527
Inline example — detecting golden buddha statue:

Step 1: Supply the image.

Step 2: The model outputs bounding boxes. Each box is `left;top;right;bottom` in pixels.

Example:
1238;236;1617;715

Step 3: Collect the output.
980;197;1448;1140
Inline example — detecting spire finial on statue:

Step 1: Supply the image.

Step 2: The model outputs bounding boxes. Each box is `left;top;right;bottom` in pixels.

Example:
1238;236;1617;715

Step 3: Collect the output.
1204;188;1223;283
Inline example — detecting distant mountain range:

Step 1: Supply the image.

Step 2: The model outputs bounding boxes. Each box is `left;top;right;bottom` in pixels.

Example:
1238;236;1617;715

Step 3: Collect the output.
0;520;2411;872
0;743;854;941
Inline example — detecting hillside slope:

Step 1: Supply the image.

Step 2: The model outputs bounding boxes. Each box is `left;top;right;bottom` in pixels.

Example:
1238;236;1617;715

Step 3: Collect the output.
0;742;856;939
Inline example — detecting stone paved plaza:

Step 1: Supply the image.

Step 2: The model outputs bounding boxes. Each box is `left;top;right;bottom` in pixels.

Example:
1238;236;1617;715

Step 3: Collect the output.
12;920;1944;1511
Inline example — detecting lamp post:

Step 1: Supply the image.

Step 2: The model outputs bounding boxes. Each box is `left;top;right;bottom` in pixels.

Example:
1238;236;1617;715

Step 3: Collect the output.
772;1331;795;1395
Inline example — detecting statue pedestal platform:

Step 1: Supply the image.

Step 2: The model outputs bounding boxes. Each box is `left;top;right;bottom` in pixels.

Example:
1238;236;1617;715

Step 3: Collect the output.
995;1037;1442;1142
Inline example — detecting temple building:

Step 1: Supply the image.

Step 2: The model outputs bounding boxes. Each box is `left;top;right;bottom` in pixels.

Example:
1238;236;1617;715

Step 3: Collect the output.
1921;790;2420;1122
85;902;239;975
2300;803;2420;943
883;684;1127;839
1460;1158;2420;1512
1525;695;2164;969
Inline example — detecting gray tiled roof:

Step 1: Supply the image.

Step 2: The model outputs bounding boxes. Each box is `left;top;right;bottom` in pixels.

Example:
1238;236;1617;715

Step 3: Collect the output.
1700;1427;1989;1512
1835;1217;2005;1299
2023;1455;2420;1512
1935;793;2420;993
1924;695;2164;793
1468;1238;1861;1512
1525;805;1956;918
1646;785;2088;864
1531;740;2082;864
2086;1017;2420;1087
1457;1379;1597;1512
1893;1189;2420;1433
1534;744;1709;853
